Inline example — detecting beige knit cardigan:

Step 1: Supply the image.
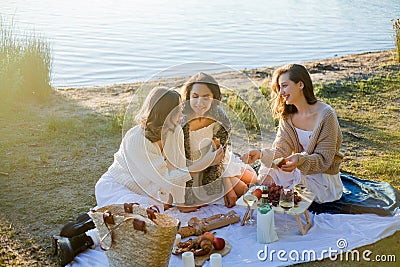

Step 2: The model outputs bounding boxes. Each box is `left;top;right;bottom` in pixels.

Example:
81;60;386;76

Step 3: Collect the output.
261;105;343;175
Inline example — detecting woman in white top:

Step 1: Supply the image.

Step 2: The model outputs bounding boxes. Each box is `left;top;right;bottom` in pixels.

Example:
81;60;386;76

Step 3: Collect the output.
95;86;197;211
241;64;343;203
181;72;257;208
54;87;198;266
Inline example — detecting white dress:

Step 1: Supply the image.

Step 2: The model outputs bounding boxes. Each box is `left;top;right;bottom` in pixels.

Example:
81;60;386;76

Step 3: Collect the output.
261;127;343;203
188;122;247;204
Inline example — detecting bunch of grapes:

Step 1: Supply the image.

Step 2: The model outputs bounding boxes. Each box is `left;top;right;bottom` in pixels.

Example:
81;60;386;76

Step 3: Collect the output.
262;183;302;207
266;183;283;207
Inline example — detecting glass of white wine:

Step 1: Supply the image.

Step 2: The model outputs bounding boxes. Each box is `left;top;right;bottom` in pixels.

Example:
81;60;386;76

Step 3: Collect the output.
279;188;294;231
243;191;258;225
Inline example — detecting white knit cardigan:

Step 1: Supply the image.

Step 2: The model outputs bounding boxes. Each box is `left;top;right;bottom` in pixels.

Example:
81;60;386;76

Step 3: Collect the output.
107;125;192;204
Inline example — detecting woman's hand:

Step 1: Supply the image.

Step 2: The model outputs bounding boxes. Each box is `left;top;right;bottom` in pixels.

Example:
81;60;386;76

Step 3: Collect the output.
188;146;223;172
259;174;274;185
240;150;261;164
224;189;238;208
281;154;299;172
165;159;177;171
210;146;224;166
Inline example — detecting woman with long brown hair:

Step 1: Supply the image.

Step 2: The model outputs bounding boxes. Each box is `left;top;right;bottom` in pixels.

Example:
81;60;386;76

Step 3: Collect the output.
181;72;257;208
53;86;196;266
241;64;343;204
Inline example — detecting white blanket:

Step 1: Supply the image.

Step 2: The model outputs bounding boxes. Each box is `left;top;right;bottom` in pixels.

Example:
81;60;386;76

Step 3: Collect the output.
69;204;400;267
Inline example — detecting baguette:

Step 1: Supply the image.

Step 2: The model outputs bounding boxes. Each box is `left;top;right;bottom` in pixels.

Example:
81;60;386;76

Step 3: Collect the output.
178;210;240;238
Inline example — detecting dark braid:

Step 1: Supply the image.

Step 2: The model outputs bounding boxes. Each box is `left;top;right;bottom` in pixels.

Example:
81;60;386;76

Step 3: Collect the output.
182;122;196;205
182;123;192;187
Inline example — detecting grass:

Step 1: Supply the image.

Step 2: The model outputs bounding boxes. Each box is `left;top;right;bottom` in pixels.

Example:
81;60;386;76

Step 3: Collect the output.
0;93;122;264
314;73;400;190
0;53;399;265
225;92;260;130
222;85;275;143
0;17;52;104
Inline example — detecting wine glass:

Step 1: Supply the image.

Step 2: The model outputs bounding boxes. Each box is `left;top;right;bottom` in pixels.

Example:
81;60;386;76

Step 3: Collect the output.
243;191;258;225
249;183;259;223
279;188;294;231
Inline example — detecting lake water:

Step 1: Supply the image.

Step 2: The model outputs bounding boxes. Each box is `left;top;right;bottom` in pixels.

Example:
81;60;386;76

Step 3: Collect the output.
2;0;399;88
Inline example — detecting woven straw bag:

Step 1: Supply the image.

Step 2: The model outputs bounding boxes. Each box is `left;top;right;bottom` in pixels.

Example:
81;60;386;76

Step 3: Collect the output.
91;203;180;267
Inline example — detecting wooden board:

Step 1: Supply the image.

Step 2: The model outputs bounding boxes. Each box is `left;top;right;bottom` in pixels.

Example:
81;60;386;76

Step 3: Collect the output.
194;240;231;267
172;240;231;266
273;190;315;215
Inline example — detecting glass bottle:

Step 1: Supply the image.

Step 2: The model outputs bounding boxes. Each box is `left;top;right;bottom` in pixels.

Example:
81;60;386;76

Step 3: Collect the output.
258;194;271;214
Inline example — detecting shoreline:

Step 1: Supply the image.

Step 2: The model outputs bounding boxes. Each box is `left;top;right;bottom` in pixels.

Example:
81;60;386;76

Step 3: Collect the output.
57;49;398;115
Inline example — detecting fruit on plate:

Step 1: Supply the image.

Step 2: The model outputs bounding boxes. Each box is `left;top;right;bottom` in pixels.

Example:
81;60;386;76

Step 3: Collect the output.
202;232;215;242
173;235;213;256
267;183;302;206
273;157;286;168
213;237;225;250
252;188;263;200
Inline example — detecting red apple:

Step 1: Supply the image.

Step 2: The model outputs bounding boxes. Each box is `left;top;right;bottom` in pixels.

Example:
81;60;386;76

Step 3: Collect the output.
213;237;225;250
252;188;263;200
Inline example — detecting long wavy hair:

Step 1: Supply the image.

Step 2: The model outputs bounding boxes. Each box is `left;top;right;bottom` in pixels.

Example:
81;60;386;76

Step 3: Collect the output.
135;86;181;142
270;64;317;119
180;72;230;203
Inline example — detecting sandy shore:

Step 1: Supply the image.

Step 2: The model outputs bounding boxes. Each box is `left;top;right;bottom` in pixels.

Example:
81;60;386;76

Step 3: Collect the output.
57;49;398;115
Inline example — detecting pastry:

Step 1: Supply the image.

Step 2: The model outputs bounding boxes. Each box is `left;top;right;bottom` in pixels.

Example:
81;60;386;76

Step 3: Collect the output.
212;137;220;148
273;157;286;168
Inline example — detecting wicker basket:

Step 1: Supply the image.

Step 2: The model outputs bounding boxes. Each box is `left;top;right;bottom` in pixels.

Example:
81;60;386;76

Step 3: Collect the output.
91;203;179;267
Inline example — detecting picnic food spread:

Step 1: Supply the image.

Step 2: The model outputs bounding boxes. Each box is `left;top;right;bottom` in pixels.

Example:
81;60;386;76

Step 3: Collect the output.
172;232;226;256
173;185;314;266
174;212;234;266
266;184;302;206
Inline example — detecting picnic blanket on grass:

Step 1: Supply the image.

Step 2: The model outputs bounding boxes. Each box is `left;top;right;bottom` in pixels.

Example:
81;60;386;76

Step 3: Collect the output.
69;198;400;266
